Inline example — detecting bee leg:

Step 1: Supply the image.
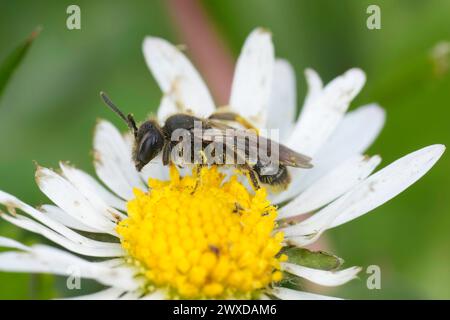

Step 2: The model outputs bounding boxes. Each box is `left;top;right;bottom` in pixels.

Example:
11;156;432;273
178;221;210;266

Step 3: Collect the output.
191;164;203;194
248;169;261;191
162;143;172;166
191;150;208;194
241;165;260;191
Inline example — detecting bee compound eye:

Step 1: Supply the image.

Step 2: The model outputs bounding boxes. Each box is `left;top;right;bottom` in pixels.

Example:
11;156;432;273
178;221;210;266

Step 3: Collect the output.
137;130;164;166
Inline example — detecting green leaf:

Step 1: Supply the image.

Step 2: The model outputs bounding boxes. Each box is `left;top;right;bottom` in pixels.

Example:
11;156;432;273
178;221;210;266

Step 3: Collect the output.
0;26;41;98
277;272;304;290
281;247;343;271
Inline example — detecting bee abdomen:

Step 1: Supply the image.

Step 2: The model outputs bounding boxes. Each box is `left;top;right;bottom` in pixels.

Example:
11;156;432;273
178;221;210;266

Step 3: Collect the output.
254;163;291;191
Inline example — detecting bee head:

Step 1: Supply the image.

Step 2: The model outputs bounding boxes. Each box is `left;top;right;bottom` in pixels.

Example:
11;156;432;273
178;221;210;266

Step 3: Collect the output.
100;91;165;171
133;120;165;171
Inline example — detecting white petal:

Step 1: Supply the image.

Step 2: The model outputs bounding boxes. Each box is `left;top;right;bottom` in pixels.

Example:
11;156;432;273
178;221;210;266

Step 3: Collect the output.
0;236;30;251
36;167;118;235
279;155;381;219
143;37;215;119
288;68;366;156
40;204;98;233
1;214;123;257
60;163;125;211
300;104;386;189
330;144;445;228
301;68;323;114
320;103;385;158
282;263;361;286
93;120;146;200
285;145;445;244
60;162;127;222
0;190;118;248
65;288;125;300
271;103;384;204
0;244;139;290
157;94;179;124
267;59;296;141
229;28;274;127
269;287;341;300
95;258;127;268
139;158;169;183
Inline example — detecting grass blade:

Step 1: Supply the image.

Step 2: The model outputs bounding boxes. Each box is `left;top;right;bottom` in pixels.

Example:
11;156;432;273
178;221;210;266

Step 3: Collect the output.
0;26;41;98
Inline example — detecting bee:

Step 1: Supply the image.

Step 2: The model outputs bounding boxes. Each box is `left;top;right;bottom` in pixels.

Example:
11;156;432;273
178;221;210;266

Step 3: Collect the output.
100;92;312;191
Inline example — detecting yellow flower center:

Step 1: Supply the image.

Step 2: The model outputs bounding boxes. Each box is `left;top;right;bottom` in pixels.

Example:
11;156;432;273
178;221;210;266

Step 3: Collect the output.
116;166;285;299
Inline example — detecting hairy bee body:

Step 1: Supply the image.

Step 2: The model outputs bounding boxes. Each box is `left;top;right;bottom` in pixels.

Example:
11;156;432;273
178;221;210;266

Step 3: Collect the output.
101;92;312;191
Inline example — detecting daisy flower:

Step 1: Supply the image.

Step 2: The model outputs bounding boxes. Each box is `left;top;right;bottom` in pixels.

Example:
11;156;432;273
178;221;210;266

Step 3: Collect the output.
0;28;445;300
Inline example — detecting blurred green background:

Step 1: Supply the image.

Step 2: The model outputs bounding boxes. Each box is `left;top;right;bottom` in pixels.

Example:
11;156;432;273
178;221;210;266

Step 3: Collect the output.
0;0;449;299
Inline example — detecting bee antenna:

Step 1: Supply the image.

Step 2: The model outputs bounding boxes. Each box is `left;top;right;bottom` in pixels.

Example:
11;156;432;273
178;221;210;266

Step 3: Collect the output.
100;91;138;135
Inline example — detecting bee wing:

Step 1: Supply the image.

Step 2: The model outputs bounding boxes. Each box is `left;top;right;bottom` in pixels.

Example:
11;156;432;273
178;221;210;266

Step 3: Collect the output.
255;134;313;168
191;127;246;166
198;124;313;169
277;142;313;168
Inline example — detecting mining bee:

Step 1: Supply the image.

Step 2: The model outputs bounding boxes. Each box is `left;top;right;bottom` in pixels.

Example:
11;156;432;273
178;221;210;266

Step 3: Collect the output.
100;92;312;191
